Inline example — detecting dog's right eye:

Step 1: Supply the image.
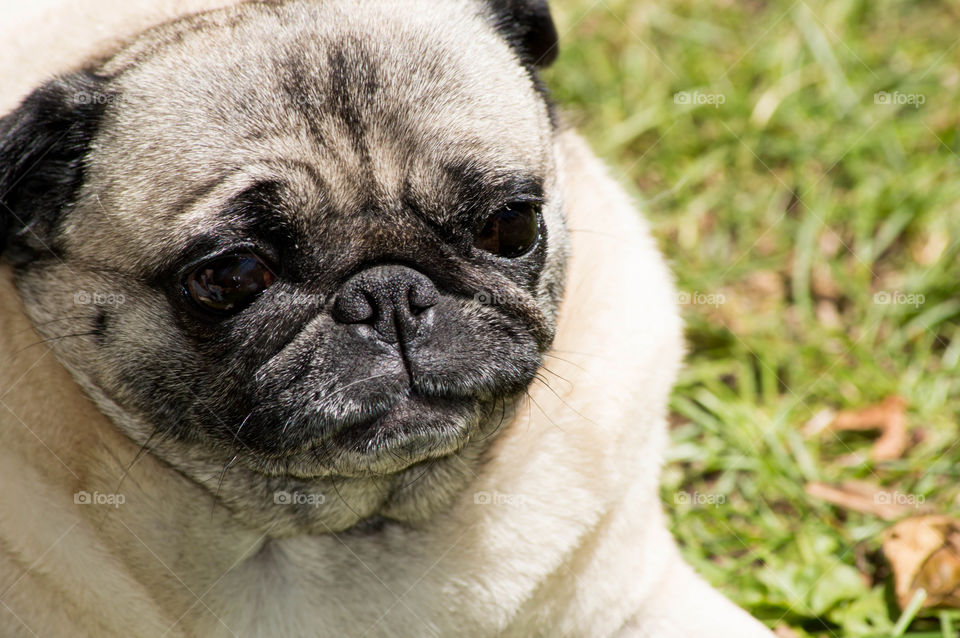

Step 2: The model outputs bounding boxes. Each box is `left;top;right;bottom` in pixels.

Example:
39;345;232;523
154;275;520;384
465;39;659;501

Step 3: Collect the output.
474;202;541;258
183;253;276;315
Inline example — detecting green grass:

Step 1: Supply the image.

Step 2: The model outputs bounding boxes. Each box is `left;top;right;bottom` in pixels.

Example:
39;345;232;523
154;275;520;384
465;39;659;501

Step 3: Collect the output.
543;0;960;636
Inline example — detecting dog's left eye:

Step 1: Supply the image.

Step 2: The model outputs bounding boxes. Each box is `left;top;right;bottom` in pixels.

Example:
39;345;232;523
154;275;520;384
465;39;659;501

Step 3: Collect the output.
183;253;276;315
474;202;540;258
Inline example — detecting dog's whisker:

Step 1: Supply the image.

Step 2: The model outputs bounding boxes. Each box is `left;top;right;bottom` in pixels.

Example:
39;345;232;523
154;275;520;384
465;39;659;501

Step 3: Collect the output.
12;331;98;355
210;454;240;519
548;348;611;361
531;374;598;428
537;364;574;391
232;411;254;445
11;314;89;337
113;427;170;495
473;396;510;444
542;352;590;373
524;388;565;434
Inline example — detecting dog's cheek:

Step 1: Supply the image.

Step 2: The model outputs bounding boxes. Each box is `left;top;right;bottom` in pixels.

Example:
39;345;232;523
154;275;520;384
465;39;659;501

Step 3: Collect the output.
38;268;218;445
537;193;569;330
11;265;203;442
105;305;208;440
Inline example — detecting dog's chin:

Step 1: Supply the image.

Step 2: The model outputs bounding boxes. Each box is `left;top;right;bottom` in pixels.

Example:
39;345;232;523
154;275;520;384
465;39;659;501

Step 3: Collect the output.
236;394;487;479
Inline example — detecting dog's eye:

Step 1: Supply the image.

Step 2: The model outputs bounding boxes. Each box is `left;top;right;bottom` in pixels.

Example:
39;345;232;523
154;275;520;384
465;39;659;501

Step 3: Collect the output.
183;253;276;314
474;203;540;258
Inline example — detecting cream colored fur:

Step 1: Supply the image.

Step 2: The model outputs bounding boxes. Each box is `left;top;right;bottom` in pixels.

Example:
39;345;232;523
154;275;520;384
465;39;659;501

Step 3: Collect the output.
0;2;774;635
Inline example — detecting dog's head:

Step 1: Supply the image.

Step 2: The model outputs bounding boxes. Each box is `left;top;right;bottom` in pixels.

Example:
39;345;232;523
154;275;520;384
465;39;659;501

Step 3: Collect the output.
0;0;566;531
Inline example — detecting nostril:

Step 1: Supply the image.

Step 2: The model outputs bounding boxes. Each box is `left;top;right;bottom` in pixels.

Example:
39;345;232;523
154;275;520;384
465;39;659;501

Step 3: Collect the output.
332;265;439;344
408;283;439;315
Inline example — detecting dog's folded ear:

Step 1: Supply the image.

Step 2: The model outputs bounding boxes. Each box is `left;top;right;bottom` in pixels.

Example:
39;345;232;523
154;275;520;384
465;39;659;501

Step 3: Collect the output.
0;72;108;260
485;0;559;68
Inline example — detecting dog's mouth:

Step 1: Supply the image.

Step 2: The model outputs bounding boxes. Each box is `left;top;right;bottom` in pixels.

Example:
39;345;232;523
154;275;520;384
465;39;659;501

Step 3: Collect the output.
296;397;481;477
226;383;503;479
214;313;541;479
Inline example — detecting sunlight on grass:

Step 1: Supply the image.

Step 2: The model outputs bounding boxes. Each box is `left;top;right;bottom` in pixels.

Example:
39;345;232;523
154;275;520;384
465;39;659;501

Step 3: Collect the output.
545;0;960;635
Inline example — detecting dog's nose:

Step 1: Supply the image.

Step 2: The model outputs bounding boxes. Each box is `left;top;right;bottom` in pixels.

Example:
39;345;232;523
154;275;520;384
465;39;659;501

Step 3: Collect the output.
332;265;439;344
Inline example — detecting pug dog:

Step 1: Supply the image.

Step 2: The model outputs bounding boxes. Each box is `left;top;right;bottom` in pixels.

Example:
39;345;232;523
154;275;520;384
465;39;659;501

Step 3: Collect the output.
0;1;775;636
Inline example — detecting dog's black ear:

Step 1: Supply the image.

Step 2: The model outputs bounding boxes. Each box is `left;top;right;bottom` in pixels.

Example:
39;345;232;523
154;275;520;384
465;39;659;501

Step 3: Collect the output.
486;0;559;68
0;72;109;260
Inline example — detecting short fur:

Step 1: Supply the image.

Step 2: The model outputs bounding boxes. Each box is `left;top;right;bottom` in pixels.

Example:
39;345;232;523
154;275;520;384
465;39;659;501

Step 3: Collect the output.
0;1;774;636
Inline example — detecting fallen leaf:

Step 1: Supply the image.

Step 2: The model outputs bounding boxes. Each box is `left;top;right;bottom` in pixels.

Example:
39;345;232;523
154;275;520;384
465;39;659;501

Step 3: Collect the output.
884;516;960;610
812;263;840;299
832;396;905;429
746;270;785;299
815;299;842;329
803;408;837;436
818;230;843;258
910;231;949;266
821;396;910;461
805;481;926;520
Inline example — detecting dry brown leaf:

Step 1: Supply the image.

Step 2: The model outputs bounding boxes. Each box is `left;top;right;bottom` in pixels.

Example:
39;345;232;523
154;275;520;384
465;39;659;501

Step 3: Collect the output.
805;481;925;520
884;516;960;610
818;230;842;258
815;299;842;329
803;408;837;436
824;396;910;461
746;270;785;299
910;231;949;266
812;263;840;299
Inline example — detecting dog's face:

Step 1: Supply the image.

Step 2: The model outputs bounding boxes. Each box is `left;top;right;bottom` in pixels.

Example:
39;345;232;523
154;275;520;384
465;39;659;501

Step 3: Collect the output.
0;0;566;531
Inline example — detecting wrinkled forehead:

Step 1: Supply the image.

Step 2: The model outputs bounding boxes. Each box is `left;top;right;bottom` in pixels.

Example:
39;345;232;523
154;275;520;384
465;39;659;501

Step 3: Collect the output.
83;0;552;246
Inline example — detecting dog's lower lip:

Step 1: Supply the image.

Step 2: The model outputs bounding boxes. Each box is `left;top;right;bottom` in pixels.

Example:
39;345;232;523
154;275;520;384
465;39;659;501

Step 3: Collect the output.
240;392;477;475
329;394;470;445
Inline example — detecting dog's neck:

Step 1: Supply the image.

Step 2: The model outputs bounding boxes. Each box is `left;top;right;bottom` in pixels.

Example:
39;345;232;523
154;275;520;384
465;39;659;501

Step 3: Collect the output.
0;263;262;634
